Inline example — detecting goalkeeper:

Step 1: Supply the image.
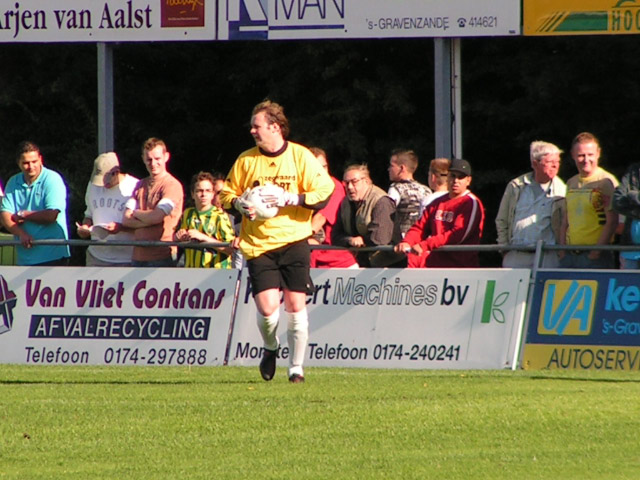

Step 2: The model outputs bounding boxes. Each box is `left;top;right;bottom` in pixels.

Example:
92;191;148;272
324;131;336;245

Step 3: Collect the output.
219;100;334;384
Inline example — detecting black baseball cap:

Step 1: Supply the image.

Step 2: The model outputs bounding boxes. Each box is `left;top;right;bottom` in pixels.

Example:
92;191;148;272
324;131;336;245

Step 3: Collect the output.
449;158;472;176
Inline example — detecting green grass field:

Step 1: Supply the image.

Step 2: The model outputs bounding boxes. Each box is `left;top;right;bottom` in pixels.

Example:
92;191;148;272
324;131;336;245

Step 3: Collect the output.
1;366;639;479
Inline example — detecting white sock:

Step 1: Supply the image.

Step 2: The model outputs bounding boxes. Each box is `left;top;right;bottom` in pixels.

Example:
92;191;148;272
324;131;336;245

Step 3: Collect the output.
257;310;280;351
286;309;309;377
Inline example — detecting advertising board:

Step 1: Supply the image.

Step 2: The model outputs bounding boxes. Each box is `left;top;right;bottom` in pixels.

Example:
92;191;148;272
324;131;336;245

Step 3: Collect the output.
0;0;216;42
219;0;520;40
0;266;531;370
228;268;529;370
0;267;237;365
522;270;640;370
524;0;640;36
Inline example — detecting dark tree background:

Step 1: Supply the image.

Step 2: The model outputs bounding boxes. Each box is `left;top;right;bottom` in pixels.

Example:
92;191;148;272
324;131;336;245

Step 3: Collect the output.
1;35;638;265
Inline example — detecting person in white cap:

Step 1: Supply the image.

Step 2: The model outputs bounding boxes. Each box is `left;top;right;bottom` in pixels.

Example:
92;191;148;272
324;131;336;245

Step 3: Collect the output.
77;152;139;266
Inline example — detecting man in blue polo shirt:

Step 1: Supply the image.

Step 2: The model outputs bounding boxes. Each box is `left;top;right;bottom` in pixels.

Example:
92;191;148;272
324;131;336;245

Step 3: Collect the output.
0;141;70;266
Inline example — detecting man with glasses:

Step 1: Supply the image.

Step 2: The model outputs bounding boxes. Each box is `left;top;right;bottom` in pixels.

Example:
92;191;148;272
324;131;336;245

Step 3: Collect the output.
495;141;566;268
308;147;358;269
174;171;235;269
394;159;485;268
332;164;404;268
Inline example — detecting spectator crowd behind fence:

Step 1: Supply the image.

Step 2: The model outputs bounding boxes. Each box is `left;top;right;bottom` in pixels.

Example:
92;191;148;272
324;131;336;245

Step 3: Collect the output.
1;127;637;272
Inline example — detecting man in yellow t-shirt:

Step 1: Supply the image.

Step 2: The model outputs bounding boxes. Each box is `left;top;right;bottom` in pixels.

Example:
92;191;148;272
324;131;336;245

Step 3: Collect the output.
559;132;618;268
219;100;334;384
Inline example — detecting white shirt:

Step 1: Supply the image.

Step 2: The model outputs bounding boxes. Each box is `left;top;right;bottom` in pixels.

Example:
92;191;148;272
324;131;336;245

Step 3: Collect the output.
84;174;139;264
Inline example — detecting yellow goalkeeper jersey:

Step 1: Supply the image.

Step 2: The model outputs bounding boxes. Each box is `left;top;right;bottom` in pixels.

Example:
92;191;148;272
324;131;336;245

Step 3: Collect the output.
219;141;334;259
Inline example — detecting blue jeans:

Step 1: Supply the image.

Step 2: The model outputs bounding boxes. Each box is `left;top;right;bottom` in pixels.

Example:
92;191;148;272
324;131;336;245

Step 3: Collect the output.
620;255;640;270
559;251;614;269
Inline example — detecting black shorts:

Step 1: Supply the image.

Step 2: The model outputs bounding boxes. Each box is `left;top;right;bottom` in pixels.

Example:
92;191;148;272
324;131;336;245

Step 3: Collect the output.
247;239;314;296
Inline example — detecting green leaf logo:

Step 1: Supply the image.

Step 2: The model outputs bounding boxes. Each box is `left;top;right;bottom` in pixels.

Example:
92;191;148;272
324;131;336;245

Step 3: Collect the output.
481;281;509;324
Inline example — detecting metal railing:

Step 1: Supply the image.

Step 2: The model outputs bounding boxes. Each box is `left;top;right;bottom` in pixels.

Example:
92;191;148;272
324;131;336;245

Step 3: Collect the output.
1;237;638;266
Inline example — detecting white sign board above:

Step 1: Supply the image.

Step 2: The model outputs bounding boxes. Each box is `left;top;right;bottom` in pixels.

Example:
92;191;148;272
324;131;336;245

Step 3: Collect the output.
0;0;520;42
219;0;520;40
0;0;216;42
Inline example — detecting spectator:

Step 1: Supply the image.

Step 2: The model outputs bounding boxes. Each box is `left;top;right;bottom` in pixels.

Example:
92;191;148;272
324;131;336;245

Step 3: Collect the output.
387;149;432;238
212;170;244;269
612;163;640;269
332;164;403;268
174;171;235;268
495;141;566;268
219;100;334;383
0;141;70;266
76;152;139;266
123;138;184;267
394;158;485;268
421;158;450;210
211;171;226;209
559;132;618;269
308;147;358;269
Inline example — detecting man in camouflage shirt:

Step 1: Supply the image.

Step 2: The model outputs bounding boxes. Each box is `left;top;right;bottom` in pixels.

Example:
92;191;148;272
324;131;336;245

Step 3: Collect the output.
387;149;432;239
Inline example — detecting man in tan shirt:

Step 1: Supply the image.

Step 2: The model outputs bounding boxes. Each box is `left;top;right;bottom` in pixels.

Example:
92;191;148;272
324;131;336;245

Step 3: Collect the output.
123;138;184;267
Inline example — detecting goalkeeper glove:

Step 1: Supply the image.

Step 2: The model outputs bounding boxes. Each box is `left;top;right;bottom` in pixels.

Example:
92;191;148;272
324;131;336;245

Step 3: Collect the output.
256;185;300;207
278;191;300;207
234;190;256;220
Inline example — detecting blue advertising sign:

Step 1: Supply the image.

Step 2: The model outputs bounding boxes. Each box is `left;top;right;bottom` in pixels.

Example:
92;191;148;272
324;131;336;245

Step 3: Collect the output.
523;270;640;370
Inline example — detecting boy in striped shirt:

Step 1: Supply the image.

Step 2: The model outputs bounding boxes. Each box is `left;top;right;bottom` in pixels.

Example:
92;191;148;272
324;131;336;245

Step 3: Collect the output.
175;172;235;268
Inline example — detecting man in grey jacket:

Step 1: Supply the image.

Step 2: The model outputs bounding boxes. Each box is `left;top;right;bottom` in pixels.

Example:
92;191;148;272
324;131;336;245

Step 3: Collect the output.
495;141;566;268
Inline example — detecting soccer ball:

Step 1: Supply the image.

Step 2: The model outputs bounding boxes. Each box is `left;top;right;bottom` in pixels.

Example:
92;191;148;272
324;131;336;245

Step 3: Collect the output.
246;184;281;221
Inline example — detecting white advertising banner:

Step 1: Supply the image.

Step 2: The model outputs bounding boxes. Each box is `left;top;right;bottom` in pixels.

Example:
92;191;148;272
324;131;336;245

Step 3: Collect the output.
228;268;530;370
0;267;237;366
219;0;520;40
0;0;216;43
